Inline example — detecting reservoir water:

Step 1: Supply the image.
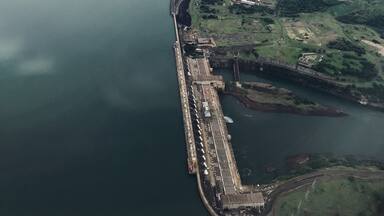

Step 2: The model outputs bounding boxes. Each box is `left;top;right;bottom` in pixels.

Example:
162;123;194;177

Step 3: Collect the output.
0;0;206;215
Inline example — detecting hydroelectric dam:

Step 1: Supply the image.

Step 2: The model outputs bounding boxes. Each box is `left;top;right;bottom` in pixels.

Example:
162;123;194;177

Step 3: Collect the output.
171;1;265;215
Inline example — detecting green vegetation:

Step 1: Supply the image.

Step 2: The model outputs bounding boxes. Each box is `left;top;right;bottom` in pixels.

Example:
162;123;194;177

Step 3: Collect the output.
358;82;384;100
274;178;384;216
327;38;366;55
313;50;378;79
248;152;384;184
335;2;384;36
277;0;341;16
281;154;384;179
189;0;384;101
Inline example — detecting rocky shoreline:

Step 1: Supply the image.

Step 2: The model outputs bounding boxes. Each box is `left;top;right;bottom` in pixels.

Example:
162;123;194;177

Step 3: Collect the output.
211;56;384;112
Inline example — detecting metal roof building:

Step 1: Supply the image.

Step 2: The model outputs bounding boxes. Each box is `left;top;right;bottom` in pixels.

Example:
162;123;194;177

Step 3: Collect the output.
221;193;265;210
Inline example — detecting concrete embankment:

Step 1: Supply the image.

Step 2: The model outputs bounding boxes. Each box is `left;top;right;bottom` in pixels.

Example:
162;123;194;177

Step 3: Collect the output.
196;163;219;216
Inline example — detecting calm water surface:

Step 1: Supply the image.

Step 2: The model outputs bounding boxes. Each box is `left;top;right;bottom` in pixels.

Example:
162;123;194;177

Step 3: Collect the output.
1;0;383;214
220;72;384;184
0;0;207;215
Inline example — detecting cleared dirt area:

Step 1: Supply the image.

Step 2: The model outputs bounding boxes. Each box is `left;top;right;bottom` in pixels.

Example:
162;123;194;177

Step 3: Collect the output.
362;39;384;56
282;18;338;46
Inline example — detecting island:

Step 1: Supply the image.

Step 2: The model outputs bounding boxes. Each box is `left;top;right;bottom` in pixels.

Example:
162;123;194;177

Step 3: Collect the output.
226;81;346;116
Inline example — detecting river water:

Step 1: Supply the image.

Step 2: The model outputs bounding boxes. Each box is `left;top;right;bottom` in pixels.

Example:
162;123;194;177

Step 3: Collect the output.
220;71;384;184
0;0;207;215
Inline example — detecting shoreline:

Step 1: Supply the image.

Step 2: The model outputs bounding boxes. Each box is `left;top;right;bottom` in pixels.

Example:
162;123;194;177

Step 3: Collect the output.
210;56;384;112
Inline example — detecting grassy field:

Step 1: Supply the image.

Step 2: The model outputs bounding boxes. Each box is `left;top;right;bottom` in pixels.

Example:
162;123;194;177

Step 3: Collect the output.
190;0;282;45
274;178;384;216
189;0;384;92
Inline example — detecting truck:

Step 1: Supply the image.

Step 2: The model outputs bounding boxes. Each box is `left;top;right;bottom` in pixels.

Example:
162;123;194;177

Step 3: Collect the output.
202;101;211;118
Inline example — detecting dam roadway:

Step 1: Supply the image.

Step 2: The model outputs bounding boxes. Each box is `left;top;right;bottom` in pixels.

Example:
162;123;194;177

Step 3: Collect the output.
171;4;265;214
172;13;197;174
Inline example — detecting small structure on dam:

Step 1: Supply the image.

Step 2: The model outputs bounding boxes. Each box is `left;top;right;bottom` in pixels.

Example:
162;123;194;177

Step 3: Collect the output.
222;193;265;210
